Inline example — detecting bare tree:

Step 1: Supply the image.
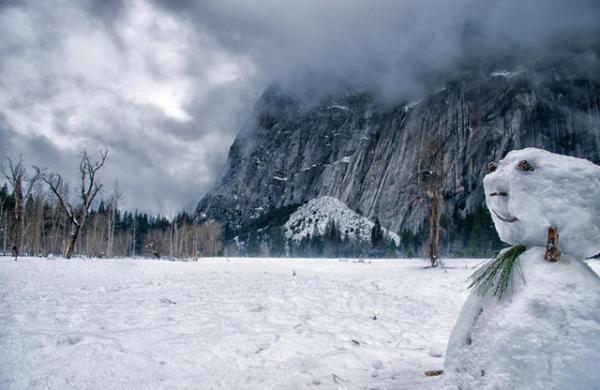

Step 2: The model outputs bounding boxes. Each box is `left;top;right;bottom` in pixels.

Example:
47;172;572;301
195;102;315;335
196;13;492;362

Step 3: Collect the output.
24;184;46;256
190;224;204;260
106;181;122;257
169;221;178;258
46;184;69;256
422;127;450;268
143;228;169;258
42;149;108;259
1;156;41;260
146;240;161;258
426;163;443;267
0;186;6;255
129;215;137;256
198;220;223;257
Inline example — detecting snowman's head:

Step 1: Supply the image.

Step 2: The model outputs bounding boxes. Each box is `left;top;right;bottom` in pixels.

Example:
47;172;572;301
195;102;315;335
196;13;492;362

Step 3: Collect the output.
484;148;600;258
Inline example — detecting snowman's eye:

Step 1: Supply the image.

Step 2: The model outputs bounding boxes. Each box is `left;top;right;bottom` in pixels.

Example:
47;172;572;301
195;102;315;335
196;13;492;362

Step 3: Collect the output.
488;162;498;173
518;160;534;172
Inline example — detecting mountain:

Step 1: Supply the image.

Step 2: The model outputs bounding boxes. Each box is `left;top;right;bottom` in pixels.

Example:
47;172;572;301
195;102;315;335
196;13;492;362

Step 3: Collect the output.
196;52;600;256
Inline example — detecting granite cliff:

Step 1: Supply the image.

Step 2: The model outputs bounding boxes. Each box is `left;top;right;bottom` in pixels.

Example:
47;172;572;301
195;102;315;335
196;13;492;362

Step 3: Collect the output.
196;53;600;255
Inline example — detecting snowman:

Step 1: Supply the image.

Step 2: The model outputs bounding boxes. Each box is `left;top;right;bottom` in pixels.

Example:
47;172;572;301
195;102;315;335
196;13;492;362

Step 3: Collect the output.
443;148;600;390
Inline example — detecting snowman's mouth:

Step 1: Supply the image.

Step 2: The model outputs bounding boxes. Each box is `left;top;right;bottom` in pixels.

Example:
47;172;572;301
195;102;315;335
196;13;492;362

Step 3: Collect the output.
492;209;519;223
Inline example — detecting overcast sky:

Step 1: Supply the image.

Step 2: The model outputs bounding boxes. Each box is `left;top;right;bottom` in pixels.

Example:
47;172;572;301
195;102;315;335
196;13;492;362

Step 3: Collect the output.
1;0;598;215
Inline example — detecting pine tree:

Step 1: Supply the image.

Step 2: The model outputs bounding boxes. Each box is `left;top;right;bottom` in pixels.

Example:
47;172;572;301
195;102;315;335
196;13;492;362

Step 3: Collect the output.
370;218;384;248
384;239;398;258
323;219;341;257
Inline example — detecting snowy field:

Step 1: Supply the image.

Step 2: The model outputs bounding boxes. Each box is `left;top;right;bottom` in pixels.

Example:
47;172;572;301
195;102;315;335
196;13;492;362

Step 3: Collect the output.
1;257;599;390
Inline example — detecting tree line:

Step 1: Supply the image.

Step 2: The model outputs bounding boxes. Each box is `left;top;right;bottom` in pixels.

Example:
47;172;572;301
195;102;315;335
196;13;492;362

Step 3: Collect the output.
1;148;500;261
1;151;222;260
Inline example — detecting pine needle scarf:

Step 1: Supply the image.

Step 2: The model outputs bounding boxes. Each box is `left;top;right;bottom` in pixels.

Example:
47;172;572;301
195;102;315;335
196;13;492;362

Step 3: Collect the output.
469;244;527;299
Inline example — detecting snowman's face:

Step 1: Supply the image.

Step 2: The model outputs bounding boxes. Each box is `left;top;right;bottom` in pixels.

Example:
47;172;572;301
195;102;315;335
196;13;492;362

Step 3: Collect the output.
483;148;600;258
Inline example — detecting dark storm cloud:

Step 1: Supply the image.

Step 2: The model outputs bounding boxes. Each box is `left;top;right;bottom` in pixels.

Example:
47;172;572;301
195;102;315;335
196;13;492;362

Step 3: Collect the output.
152;0;600;100
81;0;125;21
0;0;599;213
0;114;71;179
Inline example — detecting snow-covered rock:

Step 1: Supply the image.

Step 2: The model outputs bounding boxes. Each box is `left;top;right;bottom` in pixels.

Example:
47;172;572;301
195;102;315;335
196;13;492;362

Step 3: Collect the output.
445;148;600;389
284;196;399;244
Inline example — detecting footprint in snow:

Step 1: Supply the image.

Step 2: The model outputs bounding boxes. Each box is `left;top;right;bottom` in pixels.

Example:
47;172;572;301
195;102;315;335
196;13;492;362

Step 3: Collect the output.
56;334;84;346
250;304;266;312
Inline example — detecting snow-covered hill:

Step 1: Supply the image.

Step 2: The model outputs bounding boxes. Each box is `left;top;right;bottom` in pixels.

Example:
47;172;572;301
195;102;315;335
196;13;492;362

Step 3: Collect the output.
284;196;399;244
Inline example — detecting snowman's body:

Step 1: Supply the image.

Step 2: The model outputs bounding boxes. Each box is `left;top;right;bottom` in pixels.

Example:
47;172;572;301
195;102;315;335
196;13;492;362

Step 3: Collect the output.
444;149;600;390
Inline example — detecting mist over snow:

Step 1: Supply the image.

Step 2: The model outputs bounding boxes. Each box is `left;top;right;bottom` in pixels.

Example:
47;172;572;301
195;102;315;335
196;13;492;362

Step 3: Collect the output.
0;0;599;212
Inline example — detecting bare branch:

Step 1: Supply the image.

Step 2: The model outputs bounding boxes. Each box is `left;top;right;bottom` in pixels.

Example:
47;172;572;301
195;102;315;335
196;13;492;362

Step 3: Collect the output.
23;165;42;199
43;174;77;224
88;182;104;207
79;148;108;207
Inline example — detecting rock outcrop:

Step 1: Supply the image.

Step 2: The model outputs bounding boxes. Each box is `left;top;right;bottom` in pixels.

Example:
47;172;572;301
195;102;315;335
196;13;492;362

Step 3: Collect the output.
196;53;600;252
284;196;399;245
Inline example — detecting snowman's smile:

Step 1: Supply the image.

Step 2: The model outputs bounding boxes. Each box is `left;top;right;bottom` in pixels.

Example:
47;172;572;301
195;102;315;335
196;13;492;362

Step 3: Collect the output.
492;209;519;223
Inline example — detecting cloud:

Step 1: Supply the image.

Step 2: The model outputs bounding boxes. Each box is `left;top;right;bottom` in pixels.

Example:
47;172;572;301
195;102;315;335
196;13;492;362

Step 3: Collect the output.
0;0;598;213
152;0;600;100
0;0;254;213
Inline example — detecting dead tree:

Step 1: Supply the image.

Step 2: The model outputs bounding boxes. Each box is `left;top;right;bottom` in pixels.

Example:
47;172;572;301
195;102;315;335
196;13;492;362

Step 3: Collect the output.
427;169;443;267
106;181;122;257
42;149;108;259
202;220;223;257
0;186;6;254
422;125;450;268
1;156;41;260
129;215;137;256
147;240;161;258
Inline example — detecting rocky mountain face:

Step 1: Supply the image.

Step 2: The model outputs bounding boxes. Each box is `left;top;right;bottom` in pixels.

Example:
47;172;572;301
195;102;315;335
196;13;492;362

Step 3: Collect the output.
196;53;600;254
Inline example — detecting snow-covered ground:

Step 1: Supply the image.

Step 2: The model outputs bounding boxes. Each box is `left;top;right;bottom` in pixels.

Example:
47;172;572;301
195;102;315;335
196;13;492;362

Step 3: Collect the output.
0;256;598;390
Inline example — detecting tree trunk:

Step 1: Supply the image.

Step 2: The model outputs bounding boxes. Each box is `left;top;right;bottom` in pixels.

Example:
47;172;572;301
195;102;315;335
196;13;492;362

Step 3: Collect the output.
107;206;114;257
64;223;81;259
427;191;441;267
12;186;23;260
0;202;5;255
3;215;6;255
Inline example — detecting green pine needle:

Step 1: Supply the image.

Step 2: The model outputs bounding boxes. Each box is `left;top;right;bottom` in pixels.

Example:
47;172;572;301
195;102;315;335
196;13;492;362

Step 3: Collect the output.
469;244;527;299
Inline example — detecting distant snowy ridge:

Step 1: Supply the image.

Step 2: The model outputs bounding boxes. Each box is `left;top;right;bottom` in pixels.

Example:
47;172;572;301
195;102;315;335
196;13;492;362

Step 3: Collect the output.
490;69;526;78
327;103;351;111
402;99;422;112
284;196;399;244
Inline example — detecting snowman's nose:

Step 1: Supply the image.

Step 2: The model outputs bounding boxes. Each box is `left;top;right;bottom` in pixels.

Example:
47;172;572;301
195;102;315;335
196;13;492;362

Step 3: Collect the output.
489;191;508;197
